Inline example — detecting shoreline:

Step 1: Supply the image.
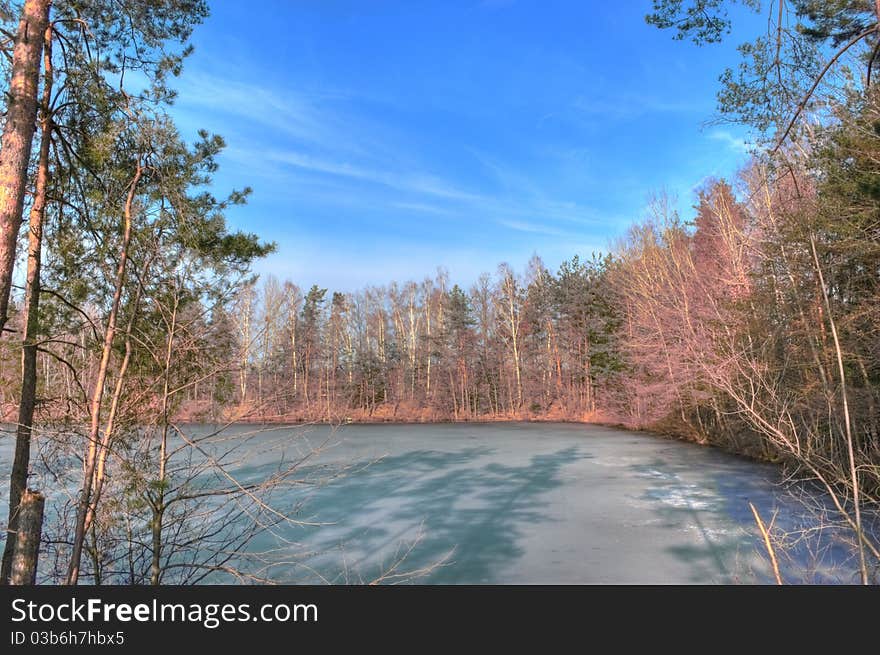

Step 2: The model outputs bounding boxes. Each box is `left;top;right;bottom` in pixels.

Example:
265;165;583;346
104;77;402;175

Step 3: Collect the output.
0;413;776;466
170;415;778;466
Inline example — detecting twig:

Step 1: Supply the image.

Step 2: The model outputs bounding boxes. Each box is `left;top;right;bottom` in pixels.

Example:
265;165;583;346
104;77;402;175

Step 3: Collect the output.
749;501;784;584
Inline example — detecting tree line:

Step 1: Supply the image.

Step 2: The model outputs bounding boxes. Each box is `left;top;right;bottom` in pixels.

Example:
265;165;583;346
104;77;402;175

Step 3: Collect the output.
206;255;620;423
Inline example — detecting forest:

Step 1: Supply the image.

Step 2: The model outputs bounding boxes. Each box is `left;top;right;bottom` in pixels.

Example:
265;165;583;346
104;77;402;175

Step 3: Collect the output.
0;0;878;585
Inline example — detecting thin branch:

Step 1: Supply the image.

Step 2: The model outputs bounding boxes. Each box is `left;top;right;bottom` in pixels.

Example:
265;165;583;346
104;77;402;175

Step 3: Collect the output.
772;26;876;154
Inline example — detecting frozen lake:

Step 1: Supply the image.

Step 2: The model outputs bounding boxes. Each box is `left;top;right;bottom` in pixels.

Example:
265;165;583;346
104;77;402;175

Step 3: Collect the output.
229;422;857;584
0;422;861;583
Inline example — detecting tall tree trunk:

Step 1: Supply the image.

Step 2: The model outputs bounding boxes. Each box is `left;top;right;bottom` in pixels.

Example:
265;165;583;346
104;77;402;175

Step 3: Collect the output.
505;284;523;409
82;255;152;542
425;304;432;396
449;369;457;419
66;162;142;585
810;234;868;585
152;293;178;585
8;490;44;585
303;346;310;407
291;327;298;398
1;24;52;585
408;295;417;399
0;0;51;334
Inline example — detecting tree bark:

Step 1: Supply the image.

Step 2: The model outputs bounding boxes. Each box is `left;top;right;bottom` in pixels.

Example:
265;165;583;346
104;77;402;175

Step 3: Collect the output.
9;490;44;585
0;0;51;334
1;23;52;585
151;292;178;585
66;162;142;585
82;255;153;541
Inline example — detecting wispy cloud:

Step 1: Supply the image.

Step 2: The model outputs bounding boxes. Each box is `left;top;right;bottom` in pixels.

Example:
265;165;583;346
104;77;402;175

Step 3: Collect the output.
174;69;630;273
707;129;751;154
467;147;628;228
496;219;571;237
264;149;482;202
178;74;319;134
571;92;705;122
175;71;372;156
392;201;456;216
176;71;491;204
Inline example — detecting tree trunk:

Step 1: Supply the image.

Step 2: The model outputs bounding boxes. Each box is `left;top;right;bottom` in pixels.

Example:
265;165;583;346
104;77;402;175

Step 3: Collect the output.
810;234;868;585
0;0;51;334
291;326;298;398
83;256;153;541
1;23;52;585
152;294;178;586
507;288;523;409
9;490;44;585
66;162;142;585
303;346;310;407
425;306;432;396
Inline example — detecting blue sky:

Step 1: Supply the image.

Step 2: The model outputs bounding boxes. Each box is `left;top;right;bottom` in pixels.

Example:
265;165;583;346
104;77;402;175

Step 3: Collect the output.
170;0;763;290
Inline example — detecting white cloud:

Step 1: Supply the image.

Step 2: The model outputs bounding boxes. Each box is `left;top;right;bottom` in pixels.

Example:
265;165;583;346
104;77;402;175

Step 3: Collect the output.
707;129;751;154
172;70;630;282
391;202;455;216
264;149;482;202
496;219;570;237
